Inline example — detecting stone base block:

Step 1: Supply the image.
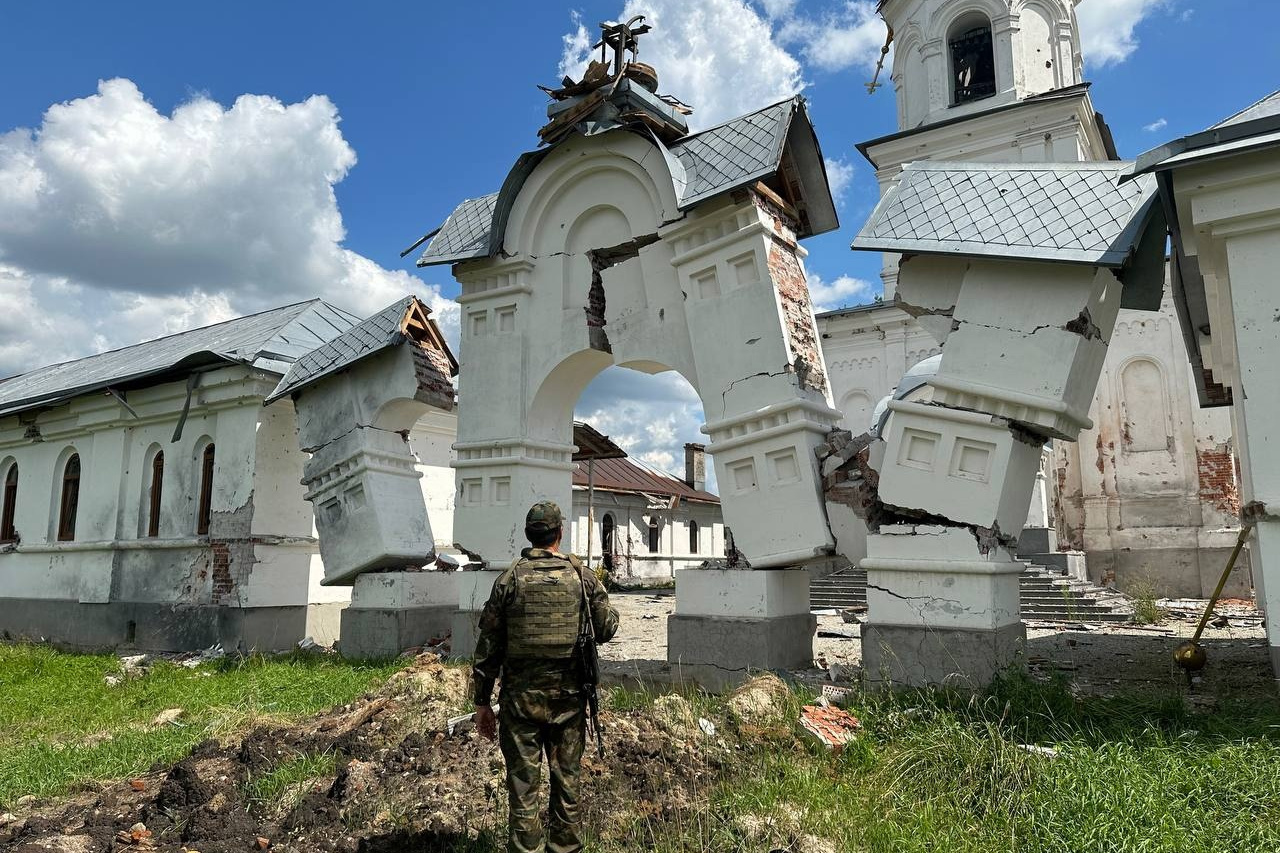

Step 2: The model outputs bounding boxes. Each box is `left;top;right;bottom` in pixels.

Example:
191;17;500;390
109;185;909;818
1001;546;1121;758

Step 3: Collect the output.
861;622;1026;687
338;605;454;660
0;597;341;653
667;612;816;676
1017;527;1057;556
451;609;483;659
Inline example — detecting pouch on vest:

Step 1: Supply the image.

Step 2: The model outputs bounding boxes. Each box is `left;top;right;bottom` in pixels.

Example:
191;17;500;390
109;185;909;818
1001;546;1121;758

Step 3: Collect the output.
506;556;581;659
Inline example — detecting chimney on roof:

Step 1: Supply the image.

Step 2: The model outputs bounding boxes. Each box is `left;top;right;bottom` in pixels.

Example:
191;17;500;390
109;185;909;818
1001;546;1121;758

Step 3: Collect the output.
684;443;706;492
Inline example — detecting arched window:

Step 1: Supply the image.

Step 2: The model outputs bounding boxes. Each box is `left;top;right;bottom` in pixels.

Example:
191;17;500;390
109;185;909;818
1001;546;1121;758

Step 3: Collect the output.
949;14;996;105
647;518;660;553
689;520;700;555
196;443;215;535
0;463;17;543
57;454;80;542
147;450;164;538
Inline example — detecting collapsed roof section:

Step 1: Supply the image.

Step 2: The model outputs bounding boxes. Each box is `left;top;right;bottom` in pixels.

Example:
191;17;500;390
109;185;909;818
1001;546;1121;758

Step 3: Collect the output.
264;295;457;405
416;96;839;268
851;160;1167;309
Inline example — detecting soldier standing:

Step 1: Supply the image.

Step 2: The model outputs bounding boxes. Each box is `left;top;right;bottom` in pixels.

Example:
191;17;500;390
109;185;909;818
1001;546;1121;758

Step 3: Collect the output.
473;501;619;853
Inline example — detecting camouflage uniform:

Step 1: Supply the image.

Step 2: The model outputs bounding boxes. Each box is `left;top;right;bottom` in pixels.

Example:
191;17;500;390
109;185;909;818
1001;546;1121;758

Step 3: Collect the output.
472;503;619;853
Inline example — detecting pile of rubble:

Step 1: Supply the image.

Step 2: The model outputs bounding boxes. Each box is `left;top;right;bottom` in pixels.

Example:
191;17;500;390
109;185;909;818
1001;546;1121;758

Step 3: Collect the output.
0;663;835;853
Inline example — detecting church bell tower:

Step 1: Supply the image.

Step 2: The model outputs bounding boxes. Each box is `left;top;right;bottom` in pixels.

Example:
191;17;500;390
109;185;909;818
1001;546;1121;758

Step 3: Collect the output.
880;0;1085;131
862;0;1112;298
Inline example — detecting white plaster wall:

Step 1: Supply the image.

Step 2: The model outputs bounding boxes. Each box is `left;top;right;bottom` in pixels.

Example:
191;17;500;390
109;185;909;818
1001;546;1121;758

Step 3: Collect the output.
410;408;457;548
1052;278;1242;595
569;489;726;580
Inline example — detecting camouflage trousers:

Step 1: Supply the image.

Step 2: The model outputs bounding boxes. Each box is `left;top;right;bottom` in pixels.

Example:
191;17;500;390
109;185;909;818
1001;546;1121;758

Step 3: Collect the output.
498;691;587;853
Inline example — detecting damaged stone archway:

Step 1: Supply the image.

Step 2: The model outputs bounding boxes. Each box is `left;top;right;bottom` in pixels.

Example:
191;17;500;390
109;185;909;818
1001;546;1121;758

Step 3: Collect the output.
422;93;845;674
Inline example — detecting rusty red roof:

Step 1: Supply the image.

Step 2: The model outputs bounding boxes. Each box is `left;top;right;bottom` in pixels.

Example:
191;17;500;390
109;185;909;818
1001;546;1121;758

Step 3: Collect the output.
573;456;719;503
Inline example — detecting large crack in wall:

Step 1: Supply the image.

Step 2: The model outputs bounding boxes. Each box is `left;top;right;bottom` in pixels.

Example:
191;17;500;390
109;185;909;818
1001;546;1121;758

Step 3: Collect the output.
584;233;660;353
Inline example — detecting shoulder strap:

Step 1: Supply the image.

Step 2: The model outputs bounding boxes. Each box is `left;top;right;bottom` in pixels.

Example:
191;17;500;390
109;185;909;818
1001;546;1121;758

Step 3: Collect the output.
565;554;591;637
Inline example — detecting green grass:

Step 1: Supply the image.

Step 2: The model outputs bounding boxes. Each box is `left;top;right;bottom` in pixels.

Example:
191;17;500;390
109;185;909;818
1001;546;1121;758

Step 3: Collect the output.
243;750;338;810
633;673;1280;853
1128;575;1165;625
0;644;401;806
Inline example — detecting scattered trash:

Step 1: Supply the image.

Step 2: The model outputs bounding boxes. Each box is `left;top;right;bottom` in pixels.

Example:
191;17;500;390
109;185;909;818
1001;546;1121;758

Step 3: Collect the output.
179;643;225;669
104;674;124;687
821;684;854;707
698;718;716;737
130;779;146;791
840;608;863;624
811;608;839;617
297;636;332;654
116;821;154;846
799;704;862;749
641;613;657;620
1018;744;1059;758
817;629;856;640
446;712;475;736
254;836;271;850
1210;614;1230;628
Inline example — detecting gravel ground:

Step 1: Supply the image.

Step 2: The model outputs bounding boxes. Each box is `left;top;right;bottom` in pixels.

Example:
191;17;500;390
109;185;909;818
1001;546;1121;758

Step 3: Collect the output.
598;589;1275;699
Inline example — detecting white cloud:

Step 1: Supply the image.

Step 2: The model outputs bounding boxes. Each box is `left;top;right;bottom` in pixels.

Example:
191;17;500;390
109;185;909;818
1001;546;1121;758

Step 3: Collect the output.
807;271;877;313
0;78;457;378
824;157;855;204
1077;0;1171;67
575;367;714;489
781;1;888;73
558;0;805;130
1143;117;1168;133
756;0;798;18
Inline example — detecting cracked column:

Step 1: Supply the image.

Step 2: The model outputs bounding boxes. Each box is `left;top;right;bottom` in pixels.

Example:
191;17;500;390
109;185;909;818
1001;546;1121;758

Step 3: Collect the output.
263;297;458;659
850;161;1167;686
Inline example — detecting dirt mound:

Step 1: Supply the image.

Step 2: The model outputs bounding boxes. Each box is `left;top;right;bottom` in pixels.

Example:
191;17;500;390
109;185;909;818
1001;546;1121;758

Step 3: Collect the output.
0;660;789;852
726;672;792;724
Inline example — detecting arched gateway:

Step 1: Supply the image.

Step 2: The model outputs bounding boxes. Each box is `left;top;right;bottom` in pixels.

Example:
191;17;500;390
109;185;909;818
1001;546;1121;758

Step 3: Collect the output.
417;25;843;674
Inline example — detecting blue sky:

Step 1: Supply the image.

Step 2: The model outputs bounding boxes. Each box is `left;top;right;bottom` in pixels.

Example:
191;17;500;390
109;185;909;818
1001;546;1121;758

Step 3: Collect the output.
0;0;1276;473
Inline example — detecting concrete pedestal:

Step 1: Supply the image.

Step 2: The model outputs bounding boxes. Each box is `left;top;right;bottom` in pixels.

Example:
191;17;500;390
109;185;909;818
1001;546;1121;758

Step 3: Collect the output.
450;570;502;659
860;526;1025;687
862;622;1026;686
339;572;460;659
667;569;815;686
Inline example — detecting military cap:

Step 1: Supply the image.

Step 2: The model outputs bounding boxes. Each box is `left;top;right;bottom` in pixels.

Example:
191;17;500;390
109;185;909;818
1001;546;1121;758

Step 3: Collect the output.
525;500;563;530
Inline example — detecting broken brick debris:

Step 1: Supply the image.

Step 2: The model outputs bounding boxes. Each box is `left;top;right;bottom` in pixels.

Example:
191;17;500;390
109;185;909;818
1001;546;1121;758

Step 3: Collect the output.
799;704;862;749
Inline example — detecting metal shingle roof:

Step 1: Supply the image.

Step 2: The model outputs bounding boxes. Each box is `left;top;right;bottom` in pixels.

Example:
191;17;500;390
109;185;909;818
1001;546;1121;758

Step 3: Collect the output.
670;98;795;207
416;97;825;267
0;300;361;419
1212;89;1280;129
265;296;416;403
852;161;1158;266
416;192;500;265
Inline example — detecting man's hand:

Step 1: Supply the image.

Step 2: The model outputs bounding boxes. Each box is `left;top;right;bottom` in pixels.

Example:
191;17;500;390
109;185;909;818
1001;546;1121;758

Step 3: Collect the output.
475;704;497;741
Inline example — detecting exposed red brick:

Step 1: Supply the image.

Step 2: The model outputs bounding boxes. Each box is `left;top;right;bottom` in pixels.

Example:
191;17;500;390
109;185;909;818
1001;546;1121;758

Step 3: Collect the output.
752;189;829;397
412;342;455;411
1197;447;1241;518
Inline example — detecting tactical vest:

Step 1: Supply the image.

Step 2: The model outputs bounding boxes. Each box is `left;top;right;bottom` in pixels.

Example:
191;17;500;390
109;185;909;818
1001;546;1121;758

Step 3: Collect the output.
505;554;585;659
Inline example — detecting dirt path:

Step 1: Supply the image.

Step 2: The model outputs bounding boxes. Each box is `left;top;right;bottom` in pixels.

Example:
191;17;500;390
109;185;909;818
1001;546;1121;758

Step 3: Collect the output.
601;590;1274;699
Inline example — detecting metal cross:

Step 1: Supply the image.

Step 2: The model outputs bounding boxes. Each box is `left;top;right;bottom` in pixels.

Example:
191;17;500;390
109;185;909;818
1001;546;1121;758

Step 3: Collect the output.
594;16;651;77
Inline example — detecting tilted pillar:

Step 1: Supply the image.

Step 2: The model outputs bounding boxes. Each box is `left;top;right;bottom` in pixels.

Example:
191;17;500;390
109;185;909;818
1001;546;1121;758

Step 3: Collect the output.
851;161;1166;685
265;297;459;658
